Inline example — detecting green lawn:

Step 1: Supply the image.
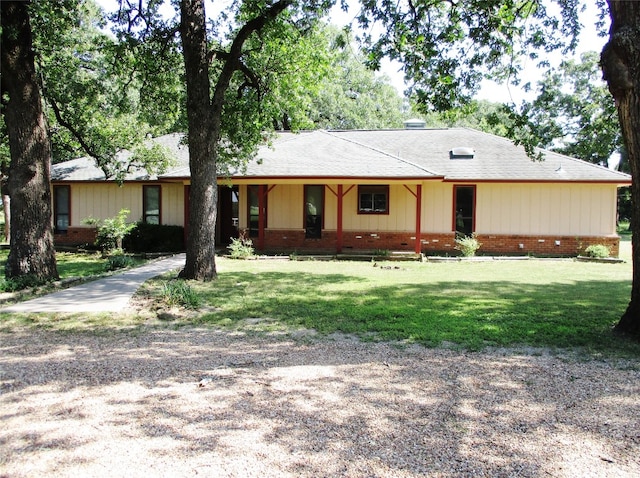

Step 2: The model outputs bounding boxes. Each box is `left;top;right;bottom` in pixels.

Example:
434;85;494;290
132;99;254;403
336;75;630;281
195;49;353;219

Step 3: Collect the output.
1;243;638;355
188;250;635;353
0;250;144;291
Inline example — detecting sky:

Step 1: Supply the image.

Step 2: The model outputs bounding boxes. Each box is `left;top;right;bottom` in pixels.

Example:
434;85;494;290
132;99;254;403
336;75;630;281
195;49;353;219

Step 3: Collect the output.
327;2;609;104
96;0;610;104
474;2;610;104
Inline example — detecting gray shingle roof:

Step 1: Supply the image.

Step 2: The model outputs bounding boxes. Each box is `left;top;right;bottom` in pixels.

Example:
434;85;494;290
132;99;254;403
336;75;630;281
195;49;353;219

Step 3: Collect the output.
51;133;189;181
240;130;439;179
52;129;631;184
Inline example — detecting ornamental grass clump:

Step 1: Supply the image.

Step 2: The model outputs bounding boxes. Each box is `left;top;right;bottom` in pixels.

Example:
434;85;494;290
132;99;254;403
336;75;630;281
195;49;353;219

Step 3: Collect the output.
161;279;201;309
454;233;482;257
227;236;255;259
105;249;135;271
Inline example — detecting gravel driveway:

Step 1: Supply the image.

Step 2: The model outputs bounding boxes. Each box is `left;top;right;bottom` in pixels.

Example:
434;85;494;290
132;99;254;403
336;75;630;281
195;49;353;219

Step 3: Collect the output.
1;328;638;477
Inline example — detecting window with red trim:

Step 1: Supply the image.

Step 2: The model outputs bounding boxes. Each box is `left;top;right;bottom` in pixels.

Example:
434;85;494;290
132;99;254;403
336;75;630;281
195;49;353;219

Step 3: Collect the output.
454;185;475;235
358;185;389;214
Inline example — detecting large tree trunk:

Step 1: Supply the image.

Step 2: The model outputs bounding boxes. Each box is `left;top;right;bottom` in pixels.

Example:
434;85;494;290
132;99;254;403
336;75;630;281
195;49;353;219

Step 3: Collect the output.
1;1;58;281
178;0;218;281
602;0;640;338
177;0;291;280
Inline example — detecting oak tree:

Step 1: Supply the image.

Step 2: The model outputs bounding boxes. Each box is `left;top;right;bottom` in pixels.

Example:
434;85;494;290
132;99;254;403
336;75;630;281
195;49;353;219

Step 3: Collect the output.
114;0;332;280
601;0;640;337
1;1;58;281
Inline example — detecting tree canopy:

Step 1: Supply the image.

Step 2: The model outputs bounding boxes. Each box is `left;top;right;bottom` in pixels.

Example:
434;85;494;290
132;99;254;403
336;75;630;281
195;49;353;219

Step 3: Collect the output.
31;0;176;180
303;27;405;130
495;51;623;166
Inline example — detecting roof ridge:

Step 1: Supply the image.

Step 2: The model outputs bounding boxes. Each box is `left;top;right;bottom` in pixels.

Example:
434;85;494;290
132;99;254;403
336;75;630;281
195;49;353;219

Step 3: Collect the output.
320;130;442;177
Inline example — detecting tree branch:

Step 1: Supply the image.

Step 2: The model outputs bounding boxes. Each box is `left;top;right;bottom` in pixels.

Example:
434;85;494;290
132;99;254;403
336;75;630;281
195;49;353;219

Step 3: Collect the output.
46;97;112;178
211;0;293;121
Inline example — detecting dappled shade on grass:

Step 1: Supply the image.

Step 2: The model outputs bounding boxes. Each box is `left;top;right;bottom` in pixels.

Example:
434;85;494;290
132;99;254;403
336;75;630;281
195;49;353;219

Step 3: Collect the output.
191;258;634;352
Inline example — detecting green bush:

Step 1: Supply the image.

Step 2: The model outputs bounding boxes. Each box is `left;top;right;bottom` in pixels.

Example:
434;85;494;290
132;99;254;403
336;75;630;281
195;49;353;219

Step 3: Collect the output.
90;209;137;253
105;250;134;271
227;236;255;259
161;279;201;309
584;244;611;259
454;233;482;257
124;223;185;253
0;274;49;292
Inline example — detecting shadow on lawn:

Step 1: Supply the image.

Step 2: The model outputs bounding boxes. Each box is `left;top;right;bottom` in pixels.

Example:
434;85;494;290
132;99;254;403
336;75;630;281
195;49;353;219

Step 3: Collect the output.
0;327;638;477
197;270;634;352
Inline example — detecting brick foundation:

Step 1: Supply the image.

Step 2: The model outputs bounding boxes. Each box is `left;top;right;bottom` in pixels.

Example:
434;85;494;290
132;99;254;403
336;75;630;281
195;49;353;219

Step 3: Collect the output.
54;226;97;247
258;229;621;257
58;225;618;256
474;234;621;257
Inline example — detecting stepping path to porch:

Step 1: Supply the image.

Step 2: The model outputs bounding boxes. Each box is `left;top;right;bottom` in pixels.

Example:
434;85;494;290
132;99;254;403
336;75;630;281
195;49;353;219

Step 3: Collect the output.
0;254;186;314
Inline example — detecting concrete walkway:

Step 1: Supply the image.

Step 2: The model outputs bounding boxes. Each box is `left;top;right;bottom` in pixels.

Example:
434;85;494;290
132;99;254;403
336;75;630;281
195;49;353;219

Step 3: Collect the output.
0;254;186;314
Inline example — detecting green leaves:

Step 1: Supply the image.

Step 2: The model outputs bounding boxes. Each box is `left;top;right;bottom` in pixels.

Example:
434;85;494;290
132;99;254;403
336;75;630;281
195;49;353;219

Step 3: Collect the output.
355;0;583;112
501;51;622;165
27;0;183;179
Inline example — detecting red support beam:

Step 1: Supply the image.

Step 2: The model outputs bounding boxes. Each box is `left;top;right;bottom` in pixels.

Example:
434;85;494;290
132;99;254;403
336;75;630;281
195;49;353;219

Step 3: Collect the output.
415;184;422;254
337;184;343;253
258;184;266;250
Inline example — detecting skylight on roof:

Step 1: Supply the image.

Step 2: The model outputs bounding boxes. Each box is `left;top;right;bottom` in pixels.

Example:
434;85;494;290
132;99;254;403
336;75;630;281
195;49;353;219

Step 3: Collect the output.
450;147;475;159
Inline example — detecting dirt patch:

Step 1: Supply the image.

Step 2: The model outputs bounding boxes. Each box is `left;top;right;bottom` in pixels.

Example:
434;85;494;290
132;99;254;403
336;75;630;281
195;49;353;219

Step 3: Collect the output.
1;328;638;477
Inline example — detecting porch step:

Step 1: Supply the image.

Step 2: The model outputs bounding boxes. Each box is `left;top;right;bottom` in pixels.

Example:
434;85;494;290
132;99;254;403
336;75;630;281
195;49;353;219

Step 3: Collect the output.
336;252;422;262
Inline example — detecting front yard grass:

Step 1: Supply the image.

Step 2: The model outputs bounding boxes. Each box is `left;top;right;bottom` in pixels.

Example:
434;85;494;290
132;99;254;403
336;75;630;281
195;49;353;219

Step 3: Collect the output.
1;244;638;356
0;249;145;294
183;253;636;354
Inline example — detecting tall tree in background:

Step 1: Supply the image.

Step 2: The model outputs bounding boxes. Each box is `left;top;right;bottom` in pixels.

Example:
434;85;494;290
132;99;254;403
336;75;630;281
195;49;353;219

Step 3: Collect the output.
305;27;405;130
601;0;640;337
1;1;58;281
499;51;622;166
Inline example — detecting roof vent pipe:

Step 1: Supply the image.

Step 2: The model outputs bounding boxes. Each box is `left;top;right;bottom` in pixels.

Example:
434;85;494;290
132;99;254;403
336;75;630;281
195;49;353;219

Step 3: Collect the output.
404;118;426;129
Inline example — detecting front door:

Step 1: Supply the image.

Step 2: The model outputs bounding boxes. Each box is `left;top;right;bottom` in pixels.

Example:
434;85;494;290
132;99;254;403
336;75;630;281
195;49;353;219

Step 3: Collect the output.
216;185;239;246
183;185;239;248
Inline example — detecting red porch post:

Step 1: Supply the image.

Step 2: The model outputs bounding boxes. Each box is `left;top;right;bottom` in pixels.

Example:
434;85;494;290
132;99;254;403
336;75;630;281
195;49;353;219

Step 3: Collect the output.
415;184;422;254
404;184;423;255
337;184;343;254
258;184;266;250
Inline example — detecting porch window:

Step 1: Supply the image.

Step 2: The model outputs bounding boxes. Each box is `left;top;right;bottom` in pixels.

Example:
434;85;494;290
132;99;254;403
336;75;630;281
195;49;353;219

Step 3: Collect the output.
453;185;475;235
53;185;70;233
248;185;266;238
305;185;324;238
358;185;389;214
143;185;161;224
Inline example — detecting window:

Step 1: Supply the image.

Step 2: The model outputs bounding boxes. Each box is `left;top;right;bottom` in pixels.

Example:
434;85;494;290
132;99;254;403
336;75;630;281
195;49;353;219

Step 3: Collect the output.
305;185;324;238
53;185;70;233
247;185;267;238
143;185;161;224
454;185;475;235
358;185;389;214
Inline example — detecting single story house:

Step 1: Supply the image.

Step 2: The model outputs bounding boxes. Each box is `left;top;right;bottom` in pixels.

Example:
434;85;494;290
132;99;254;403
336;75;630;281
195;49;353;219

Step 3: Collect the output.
51;122;632;257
